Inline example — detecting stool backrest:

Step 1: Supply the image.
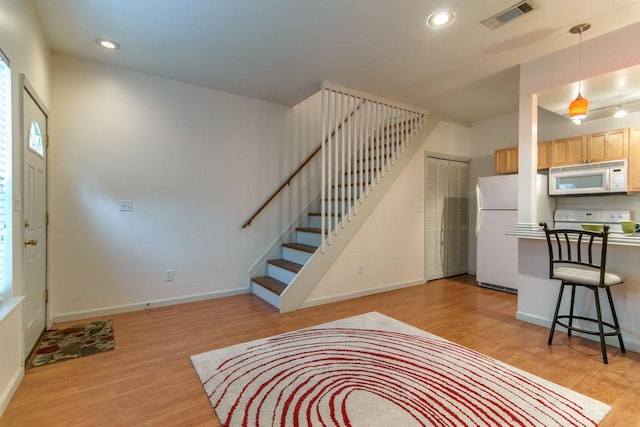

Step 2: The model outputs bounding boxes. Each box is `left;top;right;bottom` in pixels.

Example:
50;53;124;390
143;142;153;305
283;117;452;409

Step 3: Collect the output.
539;222;610;285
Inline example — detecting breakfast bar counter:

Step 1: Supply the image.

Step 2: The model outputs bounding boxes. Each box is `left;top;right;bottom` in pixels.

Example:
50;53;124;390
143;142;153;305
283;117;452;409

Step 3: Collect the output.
506;229;640;247
506;229;640;354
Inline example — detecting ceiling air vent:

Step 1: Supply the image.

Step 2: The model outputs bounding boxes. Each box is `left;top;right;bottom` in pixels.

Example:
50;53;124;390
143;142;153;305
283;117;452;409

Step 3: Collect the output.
481;1;538;30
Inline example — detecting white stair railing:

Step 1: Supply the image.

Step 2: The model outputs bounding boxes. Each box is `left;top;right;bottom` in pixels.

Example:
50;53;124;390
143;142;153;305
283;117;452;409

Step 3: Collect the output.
320;82;426;252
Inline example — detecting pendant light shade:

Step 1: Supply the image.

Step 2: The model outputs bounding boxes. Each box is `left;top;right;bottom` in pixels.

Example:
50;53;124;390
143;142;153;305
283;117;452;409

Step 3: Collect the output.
569;94;589;121
568;23;590;124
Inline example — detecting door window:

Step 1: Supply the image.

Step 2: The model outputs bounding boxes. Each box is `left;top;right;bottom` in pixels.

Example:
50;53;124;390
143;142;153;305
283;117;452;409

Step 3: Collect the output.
28;119;44;157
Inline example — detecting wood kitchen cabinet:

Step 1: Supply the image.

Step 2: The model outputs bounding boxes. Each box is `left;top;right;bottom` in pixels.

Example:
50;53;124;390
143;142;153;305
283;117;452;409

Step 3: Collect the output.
586;128;628;163
494;147;518;174
550;128;628;166
550;135;586;166
629;126;640;192
494;141;553;174
537;140;552;170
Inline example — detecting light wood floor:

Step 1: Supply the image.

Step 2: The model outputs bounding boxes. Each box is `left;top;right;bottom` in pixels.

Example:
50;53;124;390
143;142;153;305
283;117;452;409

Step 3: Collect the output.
2;274;639;426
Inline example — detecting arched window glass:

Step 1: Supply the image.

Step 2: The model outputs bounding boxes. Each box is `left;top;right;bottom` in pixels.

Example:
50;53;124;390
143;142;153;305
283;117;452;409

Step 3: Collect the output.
28;120;43;156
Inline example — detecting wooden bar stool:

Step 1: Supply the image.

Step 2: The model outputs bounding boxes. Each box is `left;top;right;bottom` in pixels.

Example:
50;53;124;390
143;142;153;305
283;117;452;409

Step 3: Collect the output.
540;222;625;364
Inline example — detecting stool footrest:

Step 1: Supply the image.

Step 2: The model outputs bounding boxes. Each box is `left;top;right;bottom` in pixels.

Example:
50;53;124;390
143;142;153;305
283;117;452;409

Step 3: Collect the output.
555;315;621;337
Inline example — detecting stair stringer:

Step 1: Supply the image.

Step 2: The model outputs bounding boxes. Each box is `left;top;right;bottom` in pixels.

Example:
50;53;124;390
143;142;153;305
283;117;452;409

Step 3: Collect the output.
278;113;442;313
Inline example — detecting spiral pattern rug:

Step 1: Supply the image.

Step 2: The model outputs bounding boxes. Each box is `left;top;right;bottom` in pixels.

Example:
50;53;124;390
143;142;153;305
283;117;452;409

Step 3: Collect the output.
190;312;610;426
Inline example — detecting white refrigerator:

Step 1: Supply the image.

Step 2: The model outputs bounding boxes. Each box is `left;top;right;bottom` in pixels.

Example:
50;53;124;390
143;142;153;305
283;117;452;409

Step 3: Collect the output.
475;174;554;293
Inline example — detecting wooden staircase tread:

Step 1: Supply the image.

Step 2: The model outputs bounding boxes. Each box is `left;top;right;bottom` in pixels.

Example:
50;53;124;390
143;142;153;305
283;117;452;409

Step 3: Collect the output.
267;258;303;273
252;276;287;296
332;182;372;188
295;226;324;234
308;212;342;217
282;242;318;253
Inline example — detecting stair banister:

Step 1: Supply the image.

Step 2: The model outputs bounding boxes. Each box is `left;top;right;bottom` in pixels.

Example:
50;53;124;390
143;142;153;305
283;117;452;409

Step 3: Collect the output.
319;83;428;253
242;95;362;229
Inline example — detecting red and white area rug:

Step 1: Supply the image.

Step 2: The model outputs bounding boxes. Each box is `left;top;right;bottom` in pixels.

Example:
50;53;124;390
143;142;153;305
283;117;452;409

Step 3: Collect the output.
190;312;610;426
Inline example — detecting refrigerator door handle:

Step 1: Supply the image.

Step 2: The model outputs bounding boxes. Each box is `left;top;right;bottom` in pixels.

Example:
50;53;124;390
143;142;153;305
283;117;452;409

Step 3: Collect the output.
475;183;481;236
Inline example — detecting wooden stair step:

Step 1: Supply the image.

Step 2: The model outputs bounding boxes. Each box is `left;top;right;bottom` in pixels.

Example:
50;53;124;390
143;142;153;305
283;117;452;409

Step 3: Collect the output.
282;242;318;254
308;212;341;218
267;258;303;273
295;226;324;234
332;182;370;188
252;276;287;296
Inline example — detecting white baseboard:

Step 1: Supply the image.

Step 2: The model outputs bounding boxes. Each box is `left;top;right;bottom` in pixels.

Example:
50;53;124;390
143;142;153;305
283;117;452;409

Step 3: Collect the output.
0;366;24;419
299;279;425;309
516;310;640;353
52;288;249;323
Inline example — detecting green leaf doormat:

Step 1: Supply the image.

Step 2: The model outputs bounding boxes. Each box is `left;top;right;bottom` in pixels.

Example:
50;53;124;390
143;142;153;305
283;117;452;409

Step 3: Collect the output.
29;319;115;368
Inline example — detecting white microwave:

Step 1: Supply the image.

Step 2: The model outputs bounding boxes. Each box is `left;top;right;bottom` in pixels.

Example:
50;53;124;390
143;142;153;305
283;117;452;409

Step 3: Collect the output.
548;159;627;196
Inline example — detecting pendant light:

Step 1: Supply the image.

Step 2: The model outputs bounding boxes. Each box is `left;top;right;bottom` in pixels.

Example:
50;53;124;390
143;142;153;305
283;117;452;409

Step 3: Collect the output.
614;104;627;118
568;23;590;124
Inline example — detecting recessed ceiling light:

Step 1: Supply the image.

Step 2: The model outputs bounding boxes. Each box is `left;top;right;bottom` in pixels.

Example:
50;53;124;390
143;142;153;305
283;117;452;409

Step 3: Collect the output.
95;38;121;50
427;10;455;28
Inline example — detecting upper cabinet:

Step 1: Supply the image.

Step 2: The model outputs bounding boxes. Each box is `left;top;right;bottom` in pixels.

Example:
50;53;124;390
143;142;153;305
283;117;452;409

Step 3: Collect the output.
494;142;553;174
494;127;633;174
629;127;640;192
537;140;552;170
550;128;628;166
586;128;629;163
550;135;585;166
494;147;518;174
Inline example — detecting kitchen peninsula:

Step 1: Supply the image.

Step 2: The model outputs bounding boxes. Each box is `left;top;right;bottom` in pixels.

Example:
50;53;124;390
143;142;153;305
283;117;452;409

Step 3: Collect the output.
506;228;640;354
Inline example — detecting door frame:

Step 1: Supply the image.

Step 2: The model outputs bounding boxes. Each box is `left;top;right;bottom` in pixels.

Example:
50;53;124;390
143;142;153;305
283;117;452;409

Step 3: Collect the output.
424;152;470;281
20;74;50;330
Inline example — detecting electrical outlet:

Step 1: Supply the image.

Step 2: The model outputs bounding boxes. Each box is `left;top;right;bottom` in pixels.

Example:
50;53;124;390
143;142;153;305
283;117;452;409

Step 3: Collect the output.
119;200;133;211
357;264;364;275
164;269;174;281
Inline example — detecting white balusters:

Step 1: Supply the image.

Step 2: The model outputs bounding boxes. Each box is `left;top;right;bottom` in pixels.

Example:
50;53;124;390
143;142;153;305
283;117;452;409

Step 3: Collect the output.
319;85;424;253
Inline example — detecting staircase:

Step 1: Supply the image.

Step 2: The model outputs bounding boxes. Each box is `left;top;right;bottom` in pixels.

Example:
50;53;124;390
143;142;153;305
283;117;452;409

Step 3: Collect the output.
249;83;433;311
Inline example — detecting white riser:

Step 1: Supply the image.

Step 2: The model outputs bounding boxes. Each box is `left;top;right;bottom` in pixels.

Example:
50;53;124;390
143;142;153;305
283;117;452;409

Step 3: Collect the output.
355;157;393;169
251;282;281;309
324;200;358;214
308;214;344;230
296;230;322;247
267;264;297;284
282;247;313;265
332;186;365;199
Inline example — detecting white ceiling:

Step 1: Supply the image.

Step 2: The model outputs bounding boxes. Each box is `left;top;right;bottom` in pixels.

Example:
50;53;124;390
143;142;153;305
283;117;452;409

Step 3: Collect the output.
31;0;640;124
538;64;640;121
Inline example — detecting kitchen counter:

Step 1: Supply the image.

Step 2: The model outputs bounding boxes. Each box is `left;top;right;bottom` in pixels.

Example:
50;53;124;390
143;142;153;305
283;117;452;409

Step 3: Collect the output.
506;229;640;247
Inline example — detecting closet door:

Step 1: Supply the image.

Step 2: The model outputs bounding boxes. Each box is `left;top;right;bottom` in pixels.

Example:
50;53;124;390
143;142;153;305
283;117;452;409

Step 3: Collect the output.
445;161;469;276
425;156;469;280
425;157;450;280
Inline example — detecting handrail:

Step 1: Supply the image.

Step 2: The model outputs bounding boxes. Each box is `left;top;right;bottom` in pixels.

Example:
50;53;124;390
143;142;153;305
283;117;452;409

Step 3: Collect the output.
242;100;362;228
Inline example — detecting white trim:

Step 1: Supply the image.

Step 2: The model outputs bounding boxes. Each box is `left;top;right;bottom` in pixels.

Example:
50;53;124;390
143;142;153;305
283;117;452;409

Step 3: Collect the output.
0;366;23;418
52;288;248;323
299;279;425;309
0;297;23;324
250;284;281;310
516;310;640;353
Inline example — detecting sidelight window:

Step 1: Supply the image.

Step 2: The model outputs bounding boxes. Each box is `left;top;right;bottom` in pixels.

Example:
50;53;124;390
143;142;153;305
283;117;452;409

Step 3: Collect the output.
0;49;12;300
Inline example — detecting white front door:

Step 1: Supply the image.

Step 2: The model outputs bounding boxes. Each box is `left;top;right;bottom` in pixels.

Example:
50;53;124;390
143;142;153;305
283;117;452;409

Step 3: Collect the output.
23;86;48;356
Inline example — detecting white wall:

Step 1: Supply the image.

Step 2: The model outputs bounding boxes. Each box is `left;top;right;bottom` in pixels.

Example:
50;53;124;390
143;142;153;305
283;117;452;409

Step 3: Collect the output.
304;121;470;305
0;0;50;417
49;54;322;320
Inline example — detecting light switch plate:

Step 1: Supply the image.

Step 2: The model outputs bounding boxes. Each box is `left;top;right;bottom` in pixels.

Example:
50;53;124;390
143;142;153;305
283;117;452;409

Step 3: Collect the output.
119;200;133;211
